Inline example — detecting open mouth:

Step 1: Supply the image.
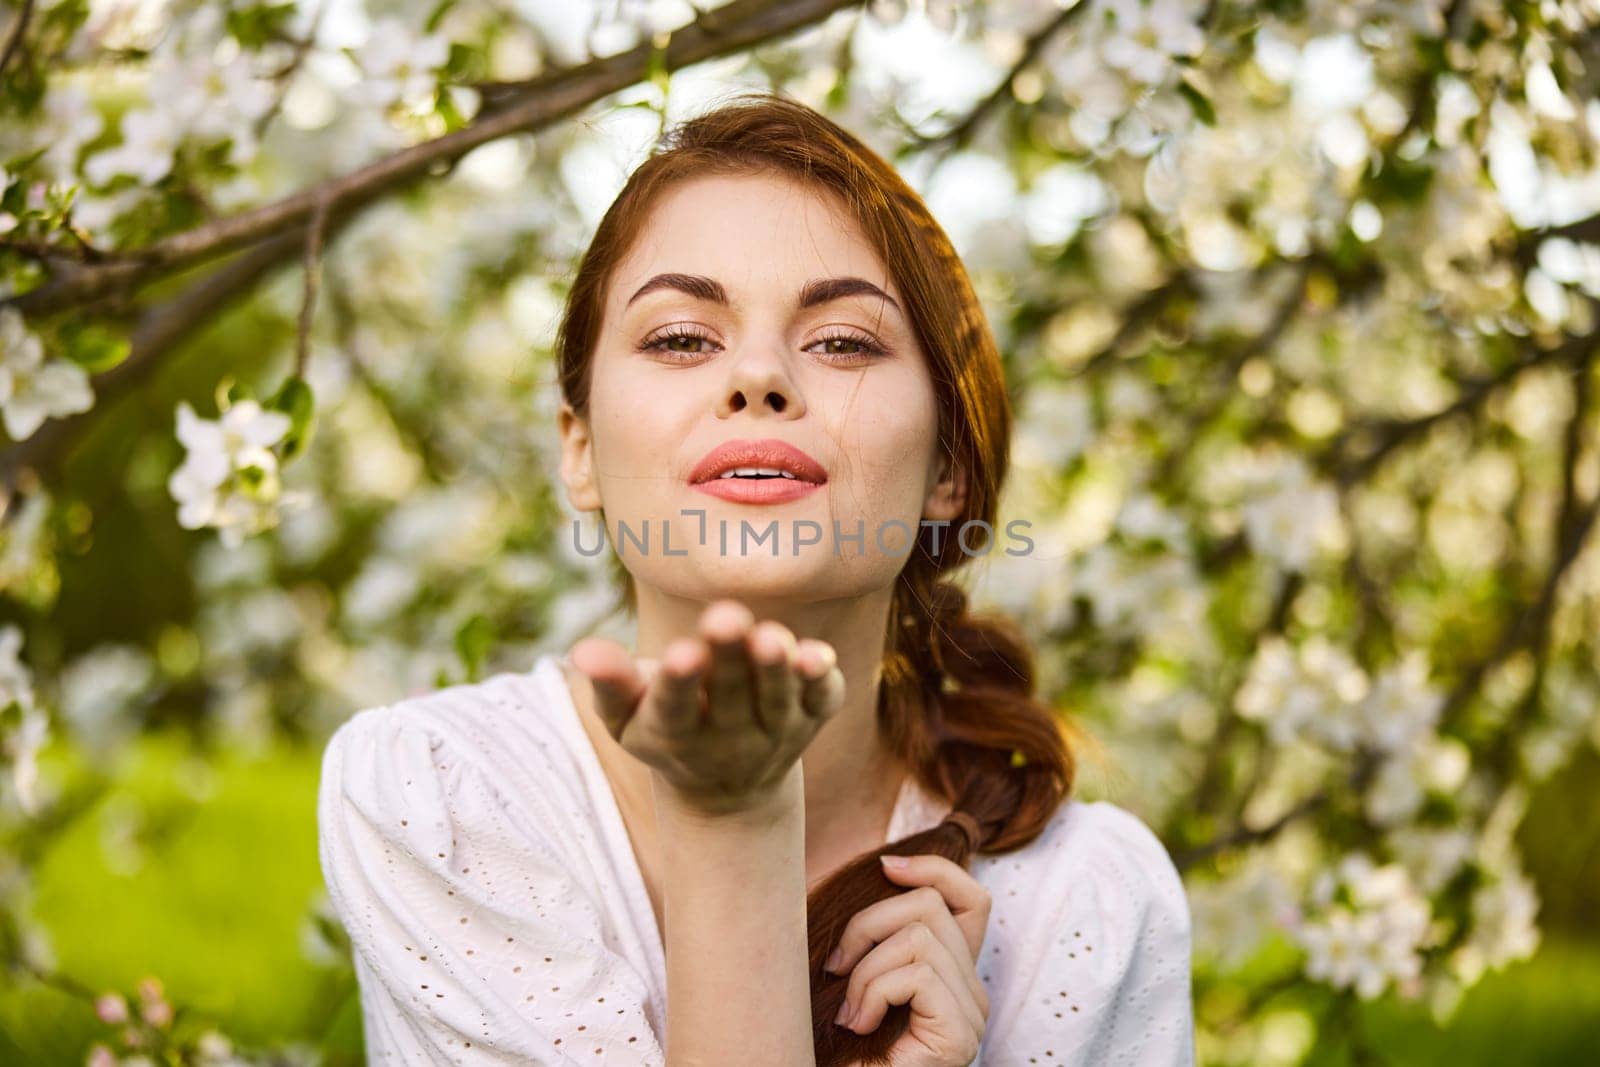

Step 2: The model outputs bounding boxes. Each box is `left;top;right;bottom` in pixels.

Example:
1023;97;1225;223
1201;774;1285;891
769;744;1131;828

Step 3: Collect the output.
715;468;803;481
687;437;829;487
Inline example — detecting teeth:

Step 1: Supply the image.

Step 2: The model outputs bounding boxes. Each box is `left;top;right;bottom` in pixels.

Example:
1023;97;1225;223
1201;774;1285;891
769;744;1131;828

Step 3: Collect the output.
718;467;797;480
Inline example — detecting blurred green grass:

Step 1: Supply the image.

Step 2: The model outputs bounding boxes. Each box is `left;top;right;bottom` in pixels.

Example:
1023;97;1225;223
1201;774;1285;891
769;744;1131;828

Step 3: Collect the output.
1302;936;1600;1066
1;729;1596;1065
1;729;361;1064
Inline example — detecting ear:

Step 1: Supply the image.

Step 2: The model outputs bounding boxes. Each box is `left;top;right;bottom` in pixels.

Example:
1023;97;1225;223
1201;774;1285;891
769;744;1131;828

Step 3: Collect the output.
558;401;603;512
923;449;967;523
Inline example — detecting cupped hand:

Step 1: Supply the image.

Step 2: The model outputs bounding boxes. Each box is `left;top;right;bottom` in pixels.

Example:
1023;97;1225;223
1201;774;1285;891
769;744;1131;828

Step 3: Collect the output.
827;853;993;1067
568;598;846;815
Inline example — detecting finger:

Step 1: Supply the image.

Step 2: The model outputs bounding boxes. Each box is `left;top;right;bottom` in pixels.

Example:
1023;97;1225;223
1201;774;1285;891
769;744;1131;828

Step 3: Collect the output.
651;637;709;733
748;621;799;737
878;852;994;959
842;960;983;1063
836;921;986;1037
699;599;756;731
795;639;843;720
826;883;985;1008
568;638;646;741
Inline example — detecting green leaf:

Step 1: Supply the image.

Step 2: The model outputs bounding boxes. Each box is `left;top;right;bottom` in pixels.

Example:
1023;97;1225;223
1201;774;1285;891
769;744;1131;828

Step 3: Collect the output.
266;376;316;461
219;378;253;411
55;321;129;374
424;0;458;33
454;614;496;683
646;34;671;95
1176;80;1216;127
434;86;468;132
225;2;299;50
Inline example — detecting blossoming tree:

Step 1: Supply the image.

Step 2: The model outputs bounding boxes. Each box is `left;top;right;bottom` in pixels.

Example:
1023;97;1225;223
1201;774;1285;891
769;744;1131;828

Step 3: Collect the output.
2;0;1598;1063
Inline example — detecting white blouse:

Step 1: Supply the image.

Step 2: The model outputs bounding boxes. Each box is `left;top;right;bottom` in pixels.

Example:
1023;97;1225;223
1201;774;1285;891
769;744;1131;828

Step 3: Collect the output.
317;653;1196;1066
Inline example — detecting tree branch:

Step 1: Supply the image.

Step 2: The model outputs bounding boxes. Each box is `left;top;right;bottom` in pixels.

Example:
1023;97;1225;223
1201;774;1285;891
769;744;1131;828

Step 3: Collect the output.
0;0;34;80
1479;358;1598;780
3;0;865;319
902;0;1088;155
1513;210;1600;271
1;0;864;498
295;193;332;379
0;230;307;495
1331;325;1598;488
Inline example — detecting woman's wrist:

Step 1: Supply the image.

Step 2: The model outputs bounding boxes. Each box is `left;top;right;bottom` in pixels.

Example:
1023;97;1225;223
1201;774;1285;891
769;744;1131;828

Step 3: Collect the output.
651;760;805;826
653;760;815;1067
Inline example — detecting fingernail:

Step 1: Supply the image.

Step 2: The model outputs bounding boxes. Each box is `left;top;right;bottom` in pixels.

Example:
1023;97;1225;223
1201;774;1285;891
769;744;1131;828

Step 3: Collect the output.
824;946;843;972
880;854;909;869
834;999;853;1026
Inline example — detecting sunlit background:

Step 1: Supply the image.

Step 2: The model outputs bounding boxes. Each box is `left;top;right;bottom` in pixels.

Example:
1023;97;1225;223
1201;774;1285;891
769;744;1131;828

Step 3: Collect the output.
2;0;1599;1063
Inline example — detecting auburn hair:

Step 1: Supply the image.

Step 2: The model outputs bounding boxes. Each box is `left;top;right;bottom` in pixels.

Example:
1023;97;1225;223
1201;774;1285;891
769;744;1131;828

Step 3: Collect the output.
554;88;1080;1064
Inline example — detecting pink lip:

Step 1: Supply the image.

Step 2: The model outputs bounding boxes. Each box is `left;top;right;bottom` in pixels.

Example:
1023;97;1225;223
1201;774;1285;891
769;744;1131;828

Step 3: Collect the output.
688;437;828;505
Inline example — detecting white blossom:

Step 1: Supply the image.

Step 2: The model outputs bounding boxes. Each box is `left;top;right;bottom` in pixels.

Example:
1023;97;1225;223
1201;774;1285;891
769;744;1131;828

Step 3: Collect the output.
1364;733;1471;827
1235;633;1370;750
58;644;155;760
342;556;423;631
83;46;276;186
1188;854;1298;971
199;588;304;663
350;17;451;110
1238;451;1344;573
1072;540;1201;636
1387;825;1475;894
1296;852;1432;1000
33;84;105;181
0;624;50;816
1352;649;1444;754
161;52;277;164
1115;490;1190;550
166;400;309;548
1455;867;1540;979
0;488;53;593
1093;0;1206;86
1013;379;1094;470
83;107;185;186
0;309;95;441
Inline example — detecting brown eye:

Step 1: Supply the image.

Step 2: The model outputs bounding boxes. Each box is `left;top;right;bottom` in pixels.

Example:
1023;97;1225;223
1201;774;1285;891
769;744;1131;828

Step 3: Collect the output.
641;327;719;360
809;331;885;360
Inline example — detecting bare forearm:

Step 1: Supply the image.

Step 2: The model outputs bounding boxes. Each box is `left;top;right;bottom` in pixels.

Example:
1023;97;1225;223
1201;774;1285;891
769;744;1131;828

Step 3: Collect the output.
655;764;816;1067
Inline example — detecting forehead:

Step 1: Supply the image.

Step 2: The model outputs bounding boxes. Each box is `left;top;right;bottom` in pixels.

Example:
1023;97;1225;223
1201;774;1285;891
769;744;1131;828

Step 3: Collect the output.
611;172;896;303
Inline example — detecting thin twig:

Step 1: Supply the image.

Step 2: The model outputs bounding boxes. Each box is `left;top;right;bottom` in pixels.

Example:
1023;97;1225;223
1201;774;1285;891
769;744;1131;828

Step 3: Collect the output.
1480;357;1598;779
1332;325;1598;488
0;0;35;79
295;194;332;379
254;0;328;140
903;0;1088;155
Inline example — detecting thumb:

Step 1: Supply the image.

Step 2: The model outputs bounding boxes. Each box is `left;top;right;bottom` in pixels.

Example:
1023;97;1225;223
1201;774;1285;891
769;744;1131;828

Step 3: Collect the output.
572;640;648;740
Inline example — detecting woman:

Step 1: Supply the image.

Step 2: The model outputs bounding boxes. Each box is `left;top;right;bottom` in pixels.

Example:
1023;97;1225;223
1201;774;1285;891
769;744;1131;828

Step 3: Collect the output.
318;90;1194;1066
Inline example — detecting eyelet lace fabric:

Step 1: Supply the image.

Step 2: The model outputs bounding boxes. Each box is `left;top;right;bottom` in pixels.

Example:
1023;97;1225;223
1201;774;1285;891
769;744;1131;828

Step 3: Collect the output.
317;653;1196;1065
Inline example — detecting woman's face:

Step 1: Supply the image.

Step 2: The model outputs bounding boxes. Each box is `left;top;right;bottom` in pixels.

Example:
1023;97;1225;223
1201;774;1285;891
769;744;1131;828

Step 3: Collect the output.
559;170;964;606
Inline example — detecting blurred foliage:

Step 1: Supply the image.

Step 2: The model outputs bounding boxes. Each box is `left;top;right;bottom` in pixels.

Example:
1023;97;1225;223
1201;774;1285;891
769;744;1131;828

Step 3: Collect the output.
2;0;1600;1064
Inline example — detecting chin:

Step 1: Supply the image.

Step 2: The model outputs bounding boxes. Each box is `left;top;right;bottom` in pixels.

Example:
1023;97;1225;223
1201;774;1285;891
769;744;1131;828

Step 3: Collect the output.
679;553;831;599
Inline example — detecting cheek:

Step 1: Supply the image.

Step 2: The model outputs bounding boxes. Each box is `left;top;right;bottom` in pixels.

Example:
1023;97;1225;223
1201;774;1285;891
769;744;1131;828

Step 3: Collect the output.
586;357;677;471
822;372;940;505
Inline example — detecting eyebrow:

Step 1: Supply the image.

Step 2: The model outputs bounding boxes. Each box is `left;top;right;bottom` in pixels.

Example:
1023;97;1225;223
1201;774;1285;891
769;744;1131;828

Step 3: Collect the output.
624;273;901;315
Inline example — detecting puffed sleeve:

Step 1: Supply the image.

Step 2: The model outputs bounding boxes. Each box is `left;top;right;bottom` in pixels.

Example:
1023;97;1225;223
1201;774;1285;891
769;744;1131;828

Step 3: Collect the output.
317;704;668;1065
988;801;1195;1067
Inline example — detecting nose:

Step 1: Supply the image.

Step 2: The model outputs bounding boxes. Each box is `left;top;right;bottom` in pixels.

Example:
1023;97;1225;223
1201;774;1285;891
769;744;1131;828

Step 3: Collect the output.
716;343;806;419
